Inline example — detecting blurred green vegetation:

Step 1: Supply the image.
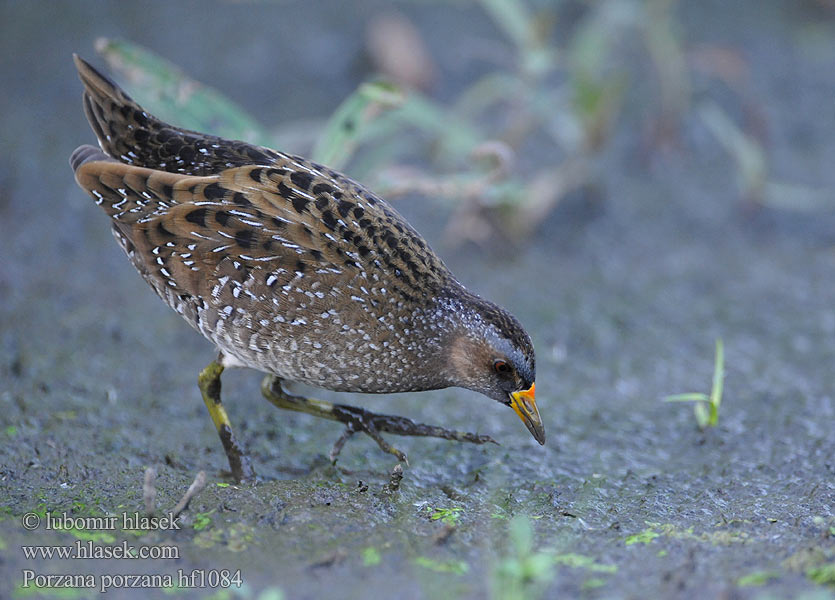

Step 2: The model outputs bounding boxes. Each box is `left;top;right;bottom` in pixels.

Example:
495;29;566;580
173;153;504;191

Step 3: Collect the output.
93;0;828;245
95;38;269;145
488;515;619;599
490;515;554;600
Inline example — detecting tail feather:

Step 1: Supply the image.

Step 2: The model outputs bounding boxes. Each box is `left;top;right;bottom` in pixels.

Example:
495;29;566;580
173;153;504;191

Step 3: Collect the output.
73;54;156;162
72;54;278;176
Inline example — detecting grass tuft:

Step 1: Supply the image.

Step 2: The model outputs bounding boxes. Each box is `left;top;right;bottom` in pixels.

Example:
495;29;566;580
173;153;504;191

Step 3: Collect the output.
664;338;724;429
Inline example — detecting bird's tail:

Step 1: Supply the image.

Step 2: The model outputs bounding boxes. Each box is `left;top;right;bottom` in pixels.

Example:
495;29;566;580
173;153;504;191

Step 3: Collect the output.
73;54;276;176
73;54;169;165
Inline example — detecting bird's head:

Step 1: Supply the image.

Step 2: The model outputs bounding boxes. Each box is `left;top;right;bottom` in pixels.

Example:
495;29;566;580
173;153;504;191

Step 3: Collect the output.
444;296;544;445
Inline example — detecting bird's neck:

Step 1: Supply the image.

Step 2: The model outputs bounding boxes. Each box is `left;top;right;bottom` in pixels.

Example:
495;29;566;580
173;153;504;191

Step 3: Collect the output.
417;291;494;389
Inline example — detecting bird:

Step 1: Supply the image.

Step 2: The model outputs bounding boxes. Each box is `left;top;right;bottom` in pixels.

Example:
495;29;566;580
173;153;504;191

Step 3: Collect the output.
70;54;543;481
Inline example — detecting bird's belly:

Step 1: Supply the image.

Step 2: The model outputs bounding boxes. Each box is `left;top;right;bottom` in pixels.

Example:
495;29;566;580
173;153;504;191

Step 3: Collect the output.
192;298;446;394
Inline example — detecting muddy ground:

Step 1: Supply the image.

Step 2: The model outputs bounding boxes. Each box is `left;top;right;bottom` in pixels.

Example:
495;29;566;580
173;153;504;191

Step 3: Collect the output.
1;1;834;599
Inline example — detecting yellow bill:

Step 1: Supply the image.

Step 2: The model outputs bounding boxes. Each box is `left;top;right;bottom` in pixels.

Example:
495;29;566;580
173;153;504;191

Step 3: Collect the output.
509;383;544;445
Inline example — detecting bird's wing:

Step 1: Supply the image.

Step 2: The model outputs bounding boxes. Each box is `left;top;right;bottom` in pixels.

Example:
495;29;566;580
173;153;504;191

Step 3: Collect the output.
72;147;453;305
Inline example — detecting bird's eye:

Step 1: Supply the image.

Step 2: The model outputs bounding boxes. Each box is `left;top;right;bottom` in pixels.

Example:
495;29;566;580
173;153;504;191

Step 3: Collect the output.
493;360;511;375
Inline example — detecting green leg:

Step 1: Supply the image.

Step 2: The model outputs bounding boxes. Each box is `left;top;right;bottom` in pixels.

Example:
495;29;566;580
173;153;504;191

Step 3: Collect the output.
198;361;256;482
260;375;497;465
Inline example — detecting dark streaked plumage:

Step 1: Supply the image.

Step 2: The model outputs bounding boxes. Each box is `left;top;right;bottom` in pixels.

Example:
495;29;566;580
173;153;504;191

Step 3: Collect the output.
70;55;542;475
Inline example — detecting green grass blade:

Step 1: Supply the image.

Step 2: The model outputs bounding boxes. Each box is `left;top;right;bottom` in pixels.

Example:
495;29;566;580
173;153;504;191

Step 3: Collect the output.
95;38;270;146
479;0;533;52
709;338;724;426
319;88;483;178
663;393;709;403
394;93;484;161
311;81;405;170
694;402;710;429
453;72;525;120
699;101;766;198
479;0;556;77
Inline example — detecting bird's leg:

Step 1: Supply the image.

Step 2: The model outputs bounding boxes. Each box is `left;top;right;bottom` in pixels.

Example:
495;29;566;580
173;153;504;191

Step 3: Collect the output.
198;361;256;482
260;375;497;465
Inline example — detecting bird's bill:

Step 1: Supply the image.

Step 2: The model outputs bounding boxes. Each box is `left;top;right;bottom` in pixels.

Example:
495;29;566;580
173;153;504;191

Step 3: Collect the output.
509;383;545;445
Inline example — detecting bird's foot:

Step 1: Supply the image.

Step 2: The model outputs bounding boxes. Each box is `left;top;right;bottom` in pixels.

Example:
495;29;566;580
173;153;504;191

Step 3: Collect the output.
327;403;498;465
260;375;497;466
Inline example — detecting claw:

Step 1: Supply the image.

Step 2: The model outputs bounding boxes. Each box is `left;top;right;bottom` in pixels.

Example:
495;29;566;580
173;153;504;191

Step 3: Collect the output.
364;427;409;465
328;418;409;465
329;427;356;463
